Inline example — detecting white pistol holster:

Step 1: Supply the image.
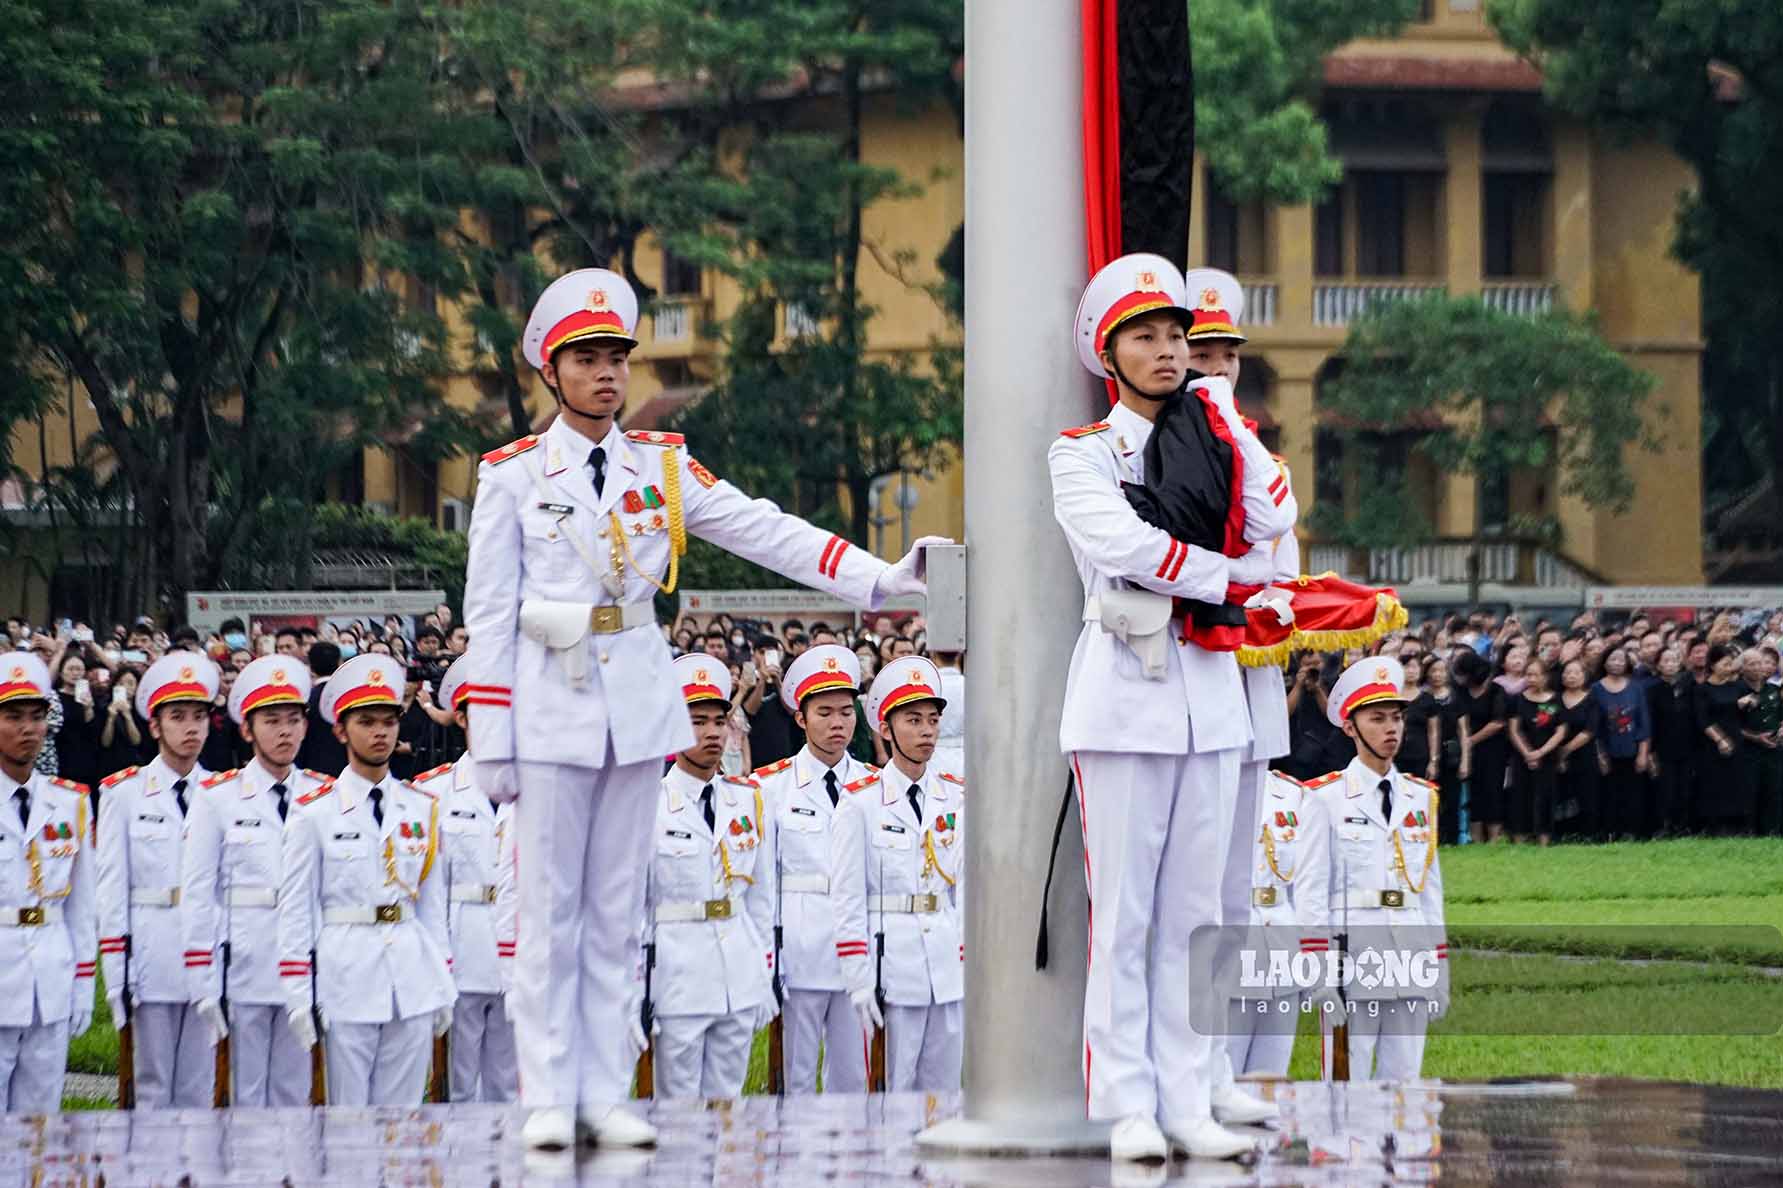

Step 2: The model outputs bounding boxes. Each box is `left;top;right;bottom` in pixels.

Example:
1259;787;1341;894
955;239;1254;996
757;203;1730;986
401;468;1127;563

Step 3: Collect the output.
1086;588;1175;680
520;599;592;688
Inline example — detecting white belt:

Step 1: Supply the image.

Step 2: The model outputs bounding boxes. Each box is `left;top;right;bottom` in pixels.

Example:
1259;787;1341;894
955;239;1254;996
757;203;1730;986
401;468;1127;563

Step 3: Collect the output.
0;905;63;928
450;884;499;905
225;887;277;908
654;898;736;923
869;893;941;914
130;888;181;908
323;904;408;926
781;875;829;895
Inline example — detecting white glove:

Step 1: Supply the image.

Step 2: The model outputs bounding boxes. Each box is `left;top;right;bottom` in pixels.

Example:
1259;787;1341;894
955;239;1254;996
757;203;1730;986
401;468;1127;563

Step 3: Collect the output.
480;760;520;804
626;1011;650;1062
501;993;515;1025
751;1000;777;1032
1191;375;1238;418
106;989;126;1032
873;535;953;600
287;1005;319;1052
1306;984;1345;1021
432;1006;453;1038
1228;544;1276;587
69;1006;93;1038
850;986;883;1034
1244;585;1295;628
196;998;229;1045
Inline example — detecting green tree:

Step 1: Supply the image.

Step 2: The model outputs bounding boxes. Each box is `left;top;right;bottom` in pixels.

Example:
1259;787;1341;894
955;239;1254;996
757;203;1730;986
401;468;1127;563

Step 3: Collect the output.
1489;0;1783;522
1316;295;1657;602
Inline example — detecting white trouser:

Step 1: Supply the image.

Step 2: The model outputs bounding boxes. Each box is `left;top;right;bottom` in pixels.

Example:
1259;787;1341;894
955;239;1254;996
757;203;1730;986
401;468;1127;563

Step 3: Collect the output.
449;992;518;1103
132;1001;213;1109
885;1001;962;1092
1073;747;1239;1125
226;1002;312;1108
1319;1002;1429;1082
325;1014;432;1106
1216;759;1267;1090
654;1012;756;1100
1224;993;1299;1080
784;988;867;1093
511;758;660;1111
0;1016;69;1114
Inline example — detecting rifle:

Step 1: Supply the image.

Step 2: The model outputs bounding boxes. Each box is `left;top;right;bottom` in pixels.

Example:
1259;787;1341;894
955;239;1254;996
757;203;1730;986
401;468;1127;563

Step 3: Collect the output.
430;860;452;1103
1330;848;1351;1083
767;843;785;1096
634;941;656;1099
308;945;327;1106
117;934;136;1109
213;866;232;1108
868;855;887;1092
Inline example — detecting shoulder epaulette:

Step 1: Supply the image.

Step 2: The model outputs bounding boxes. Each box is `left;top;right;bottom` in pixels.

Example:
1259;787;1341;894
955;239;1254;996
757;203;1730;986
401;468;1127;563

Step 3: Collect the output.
843;773;880;794
1304;771;1343;790
481;435;540;466
939;772;964;787
50;776;90;795
100;767;139;790
302;769;330;783
722;774;758;789
412;763;453;784
200;769;240;790
752;758;793;779
1270;771;1308;788
626;429;685;446
1404;774;1439;791
866;763;881;773
1059;421;1110;439
295;782;334;807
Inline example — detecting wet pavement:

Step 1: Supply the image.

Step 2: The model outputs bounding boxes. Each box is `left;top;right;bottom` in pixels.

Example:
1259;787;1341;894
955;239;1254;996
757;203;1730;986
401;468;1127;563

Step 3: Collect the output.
5;1079;1782;1186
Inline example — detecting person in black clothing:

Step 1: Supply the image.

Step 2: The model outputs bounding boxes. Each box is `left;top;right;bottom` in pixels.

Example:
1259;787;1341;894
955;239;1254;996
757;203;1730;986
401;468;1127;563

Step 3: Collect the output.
51;650;99;789
1398;655;1432;788
1508;657;1567;846
1645;646;1696;837
1554;658;1602;841
1281;651;1352;780
296;641;348;774
198;667;251;773
1423;654;1471;846
745;650;804;769
1693;643;1756;835
1456;649;1509;844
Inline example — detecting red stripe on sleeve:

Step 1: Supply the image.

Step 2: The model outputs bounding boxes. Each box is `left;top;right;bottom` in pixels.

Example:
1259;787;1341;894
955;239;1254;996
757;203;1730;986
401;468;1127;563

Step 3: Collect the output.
819;537;839;577
1167;539;1188;581
1155;540;1181;580
827;539;850;579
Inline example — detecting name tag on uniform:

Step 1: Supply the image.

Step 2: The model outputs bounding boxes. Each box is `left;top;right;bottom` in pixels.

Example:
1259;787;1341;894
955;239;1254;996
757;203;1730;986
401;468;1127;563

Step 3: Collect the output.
881;823;907;835
666;829;693;840
790;807;817;817
138;814;166;824
232;818;263;828
332;831;361;841
1343;816;1370;826
535;502;575;515
449;810;478;820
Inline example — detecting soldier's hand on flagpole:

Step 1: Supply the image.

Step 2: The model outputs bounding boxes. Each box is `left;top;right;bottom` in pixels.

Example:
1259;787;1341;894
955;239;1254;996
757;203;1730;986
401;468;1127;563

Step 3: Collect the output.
875;535;954;600
1244;586;1295;627
480;760;521;804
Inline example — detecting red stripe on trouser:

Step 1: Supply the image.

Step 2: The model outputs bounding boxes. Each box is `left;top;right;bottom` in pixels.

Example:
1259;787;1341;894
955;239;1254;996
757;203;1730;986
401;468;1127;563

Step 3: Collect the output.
1071;752;1094;1113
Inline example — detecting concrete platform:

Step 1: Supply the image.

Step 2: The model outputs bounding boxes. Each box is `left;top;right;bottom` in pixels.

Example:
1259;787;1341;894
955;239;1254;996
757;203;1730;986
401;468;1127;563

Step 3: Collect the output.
7;1079;1782;1186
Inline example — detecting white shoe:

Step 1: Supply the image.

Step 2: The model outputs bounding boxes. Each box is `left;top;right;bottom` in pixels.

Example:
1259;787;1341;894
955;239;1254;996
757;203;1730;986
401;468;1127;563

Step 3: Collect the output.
579;1104;658;1148
1109;1114;1169;1163
1165;1117;1259;1161
521;1107;577;1152
1211;1082;1279;1126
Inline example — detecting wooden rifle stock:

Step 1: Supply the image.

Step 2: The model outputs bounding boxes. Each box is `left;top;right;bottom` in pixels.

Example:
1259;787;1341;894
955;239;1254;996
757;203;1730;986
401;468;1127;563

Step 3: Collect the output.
213;939;232;1108
117;935;136;1109
869;1022;887;1093
430;1033;449;1102
767;1017;785;1096
634;941;655;1099
308;946;327;1106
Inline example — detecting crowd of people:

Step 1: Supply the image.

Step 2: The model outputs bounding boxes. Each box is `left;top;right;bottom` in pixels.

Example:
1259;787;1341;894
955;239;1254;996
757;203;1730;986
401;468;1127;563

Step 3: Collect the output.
2;606;469;798
1274;606;1783;845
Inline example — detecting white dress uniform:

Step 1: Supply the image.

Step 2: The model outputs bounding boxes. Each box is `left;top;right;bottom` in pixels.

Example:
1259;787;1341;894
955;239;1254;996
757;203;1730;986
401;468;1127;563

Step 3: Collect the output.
753;644;877;1094
1049;257;1295;1137
276;657;456;1106
932;664;966;779
179;656;327;1108
0;654;96;1113
1223;769;1309;1078
830;658;965;1092
415;755;517;1103
96;653;220;1110
1296;660;1449;1083
462;268;932;1134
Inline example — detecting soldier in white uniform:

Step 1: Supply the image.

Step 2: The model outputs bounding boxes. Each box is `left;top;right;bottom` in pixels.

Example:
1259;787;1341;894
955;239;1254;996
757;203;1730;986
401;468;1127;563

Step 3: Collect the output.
830;656;964;1092
1049;254;1297;1162
753;643;877;1094
0;652;97;1113
643;656;774;1098
1296;658;1449;1082
180;656;331;1106
1223;769;1310;1079
277;654;456;1106
462;268;940;1149
96;653;220;1109
418;657;517;1103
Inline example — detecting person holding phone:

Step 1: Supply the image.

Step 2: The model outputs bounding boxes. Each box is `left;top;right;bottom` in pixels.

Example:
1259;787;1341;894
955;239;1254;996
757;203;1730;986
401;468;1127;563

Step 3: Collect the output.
53;651;99;789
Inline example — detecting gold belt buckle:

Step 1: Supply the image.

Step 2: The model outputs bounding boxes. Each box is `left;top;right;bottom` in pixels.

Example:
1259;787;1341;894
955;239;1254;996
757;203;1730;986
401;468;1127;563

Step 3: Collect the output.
912;893;939;913
17;906;45;927
703;899;732;920
1380;890;1405;909
375;903;403;924
168;888;181;907
589;605;624;634
482;886;498;905
1252;887;1278;907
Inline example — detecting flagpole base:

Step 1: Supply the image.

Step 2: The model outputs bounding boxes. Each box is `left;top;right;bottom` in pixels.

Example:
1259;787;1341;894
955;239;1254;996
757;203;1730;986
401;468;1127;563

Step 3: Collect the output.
914;1116;1111;1158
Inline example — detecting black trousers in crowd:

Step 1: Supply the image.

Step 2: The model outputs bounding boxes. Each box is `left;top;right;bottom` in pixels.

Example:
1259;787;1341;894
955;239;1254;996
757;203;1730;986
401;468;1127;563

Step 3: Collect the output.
1746;749;1783;837
1597;757;1644;840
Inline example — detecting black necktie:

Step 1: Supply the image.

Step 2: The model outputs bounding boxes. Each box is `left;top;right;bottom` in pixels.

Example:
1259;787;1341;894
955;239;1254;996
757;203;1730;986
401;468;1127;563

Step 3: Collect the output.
824;769;840;808
271;782;289;822
1379;778;1393;823
12;787;27;830
588;446;607;499
907;783;923;826
369;785;385;828
173;778;189;818
700;783;715;832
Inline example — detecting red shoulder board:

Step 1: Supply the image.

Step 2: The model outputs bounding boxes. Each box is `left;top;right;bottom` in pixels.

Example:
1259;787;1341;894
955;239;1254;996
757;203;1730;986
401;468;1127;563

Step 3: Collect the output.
687;457;719;489
723;774;759;789
481;435;540;466
938;772;964;786
1304;771;1343;790
866;763;880;773
200;769;240;790
302;770;331;783
1404;774;1438;791
295;782;334;807
625;430;685;446
843;773;880;795
752;758;793;779
1059;422;1111;439
412;763;453;784
100;766;139;790
1269;770;1308;787
50;776;91;795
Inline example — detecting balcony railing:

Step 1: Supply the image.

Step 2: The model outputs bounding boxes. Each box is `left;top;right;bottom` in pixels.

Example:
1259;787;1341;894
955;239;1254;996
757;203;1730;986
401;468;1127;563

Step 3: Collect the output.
1307;538;1597;589
1312;282;1446;326
652;300;695;344
1241;282;1278;327
1482;282;1558;316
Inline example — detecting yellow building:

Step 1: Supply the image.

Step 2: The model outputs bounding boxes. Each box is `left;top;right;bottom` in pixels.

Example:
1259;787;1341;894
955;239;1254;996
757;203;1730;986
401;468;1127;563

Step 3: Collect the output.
4;1;1704;620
